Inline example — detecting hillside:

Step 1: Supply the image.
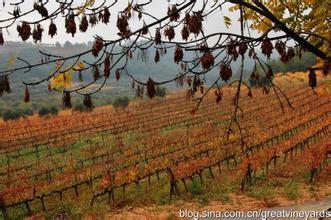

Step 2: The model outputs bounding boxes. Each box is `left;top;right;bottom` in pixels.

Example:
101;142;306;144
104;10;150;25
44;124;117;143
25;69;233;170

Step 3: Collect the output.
0;41;318;119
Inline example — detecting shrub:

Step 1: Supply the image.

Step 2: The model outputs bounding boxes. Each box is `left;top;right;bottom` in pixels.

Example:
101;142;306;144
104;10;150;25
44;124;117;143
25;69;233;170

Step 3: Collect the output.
21;108;34;117
2;109;21;121
73;104;89;112
0;107;5;116
38;107;51;117
188;178;203;195
155;87;167;97
113;96;129;108
49;106;59;115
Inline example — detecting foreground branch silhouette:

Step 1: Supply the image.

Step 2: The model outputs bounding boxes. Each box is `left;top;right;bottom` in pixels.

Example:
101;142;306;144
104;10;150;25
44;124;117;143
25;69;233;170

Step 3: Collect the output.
0;0;330;142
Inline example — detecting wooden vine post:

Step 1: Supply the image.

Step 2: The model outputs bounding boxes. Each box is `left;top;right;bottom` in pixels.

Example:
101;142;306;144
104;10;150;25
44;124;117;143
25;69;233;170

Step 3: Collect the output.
168;169;179;199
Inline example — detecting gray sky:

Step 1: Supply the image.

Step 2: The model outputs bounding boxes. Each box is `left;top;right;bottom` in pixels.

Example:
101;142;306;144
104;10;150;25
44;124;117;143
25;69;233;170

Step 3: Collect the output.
0;0;245;45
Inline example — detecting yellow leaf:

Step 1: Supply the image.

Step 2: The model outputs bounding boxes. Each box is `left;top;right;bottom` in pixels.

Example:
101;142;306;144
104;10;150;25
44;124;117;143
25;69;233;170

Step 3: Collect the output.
77;7;85;15
7;55;15;67
74;61;85;71
223;16;232;28
253;18;272;33
50;67;73;91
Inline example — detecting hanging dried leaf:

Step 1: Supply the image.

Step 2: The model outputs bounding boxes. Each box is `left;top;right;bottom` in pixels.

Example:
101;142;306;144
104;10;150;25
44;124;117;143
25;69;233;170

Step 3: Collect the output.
24;86;30;103
32;24;43;43
187;12;203;35
146;78;156;99
65;13;76;37
48;20;57;38
141;22;148;35
280;52;289;63
200;52;214;70
164;26;175;41
13;6;20;17
192;75;202;93
215;90;222;103
220;63;232;82
181;25;189;41
155;28;162;45
115;69;121;81
98;10;104;21
248;48;256;59
17;22;31;41
238;43;248;56
102;7;111;24
89;14;98;27
261;38;273;59
104;55;111;78
168;5;180;22
0;75;10;96
275;41;285;55
287;47;295;60
227;41;238;61
136;85;144;99
154;49;160;63
174;46;183;64
117;14;130;37
92;38;104;57
79;15;89;32
33;3;48;18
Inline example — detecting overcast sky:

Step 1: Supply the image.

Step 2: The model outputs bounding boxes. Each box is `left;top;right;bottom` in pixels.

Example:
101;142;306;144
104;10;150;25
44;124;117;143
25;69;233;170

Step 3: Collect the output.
0;0;246;45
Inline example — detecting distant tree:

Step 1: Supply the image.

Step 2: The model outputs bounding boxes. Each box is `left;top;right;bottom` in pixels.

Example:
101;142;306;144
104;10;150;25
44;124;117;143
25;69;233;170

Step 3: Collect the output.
63;41;73;48
0;107;4;116
2;109;21;121
155;87;167;97
249;75;273;88
73;104;90;112
73;104;83;112
74;42;87;48
113;96;129;108
264;52;317;73
49;106;59;115
38;107;51;117
55;42;62;47
21;107;34;117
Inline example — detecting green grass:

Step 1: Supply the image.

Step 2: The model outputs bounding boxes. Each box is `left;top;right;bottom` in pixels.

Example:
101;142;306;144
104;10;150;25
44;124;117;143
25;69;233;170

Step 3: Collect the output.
284;181;300;201
188;178;203;195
